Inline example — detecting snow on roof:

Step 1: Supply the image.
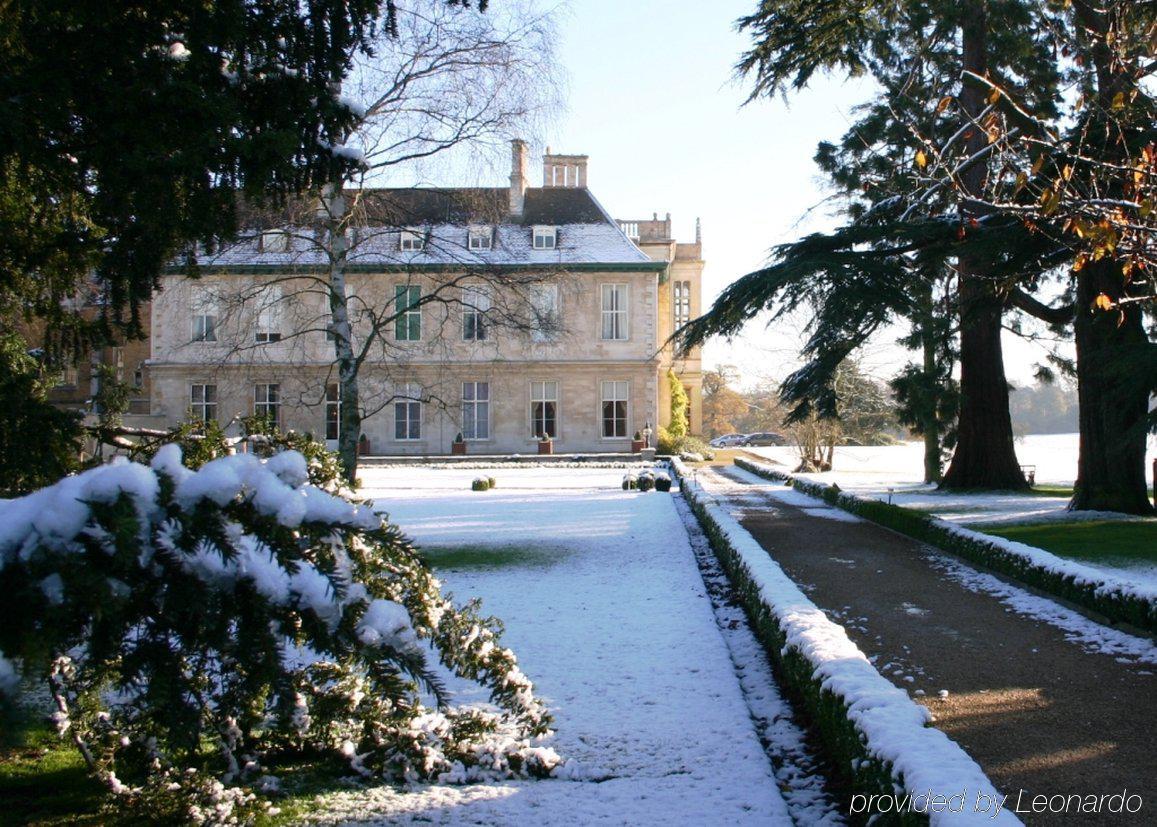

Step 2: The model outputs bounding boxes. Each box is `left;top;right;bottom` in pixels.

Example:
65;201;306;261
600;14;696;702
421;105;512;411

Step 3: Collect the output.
197;220;654;269
185;186;656;270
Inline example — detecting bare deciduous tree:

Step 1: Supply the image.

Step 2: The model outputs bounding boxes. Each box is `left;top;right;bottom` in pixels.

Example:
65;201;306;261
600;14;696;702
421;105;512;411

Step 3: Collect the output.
180;0;564;481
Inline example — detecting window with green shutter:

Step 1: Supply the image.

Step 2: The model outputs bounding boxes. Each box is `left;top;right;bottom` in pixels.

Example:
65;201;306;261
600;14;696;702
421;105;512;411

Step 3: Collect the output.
394;285;421;341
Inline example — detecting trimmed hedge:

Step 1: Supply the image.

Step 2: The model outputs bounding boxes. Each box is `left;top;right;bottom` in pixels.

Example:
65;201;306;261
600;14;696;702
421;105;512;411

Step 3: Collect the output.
670;461;924;825
735;457;1157;633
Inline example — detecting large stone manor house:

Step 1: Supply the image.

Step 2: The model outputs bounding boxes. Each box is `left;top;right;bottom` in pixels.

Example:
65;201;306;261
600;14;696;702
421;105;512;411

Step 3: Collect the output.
147;142;703;455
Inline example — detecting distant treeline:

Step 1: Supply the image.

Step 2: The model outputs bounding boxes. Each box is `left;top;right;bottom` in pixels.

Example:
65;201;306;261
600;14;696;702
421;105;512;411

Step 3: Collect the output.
1009;382;1078;436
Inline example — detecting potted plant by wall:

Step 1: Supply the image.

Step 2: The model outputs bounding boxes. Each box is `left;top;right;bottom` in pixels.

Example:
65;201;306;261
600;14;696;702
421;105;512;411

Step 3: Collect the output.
452;432;467;455
537;432;553;455
357;433;371;457
630;430;645;453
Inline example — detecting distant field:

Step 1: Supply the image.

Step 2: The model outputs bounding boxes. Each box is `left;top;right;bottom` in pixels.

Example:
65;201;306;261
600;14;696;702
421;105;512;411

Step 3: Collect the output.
978;521;1157;566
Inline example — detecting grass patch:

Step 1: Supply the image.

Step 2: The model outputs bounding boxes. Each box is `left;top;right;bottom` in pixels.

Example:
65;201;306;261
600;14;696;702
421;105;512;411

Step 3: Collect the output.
1;697;400;827
1026;484;1075;498
252;762;394;826
0;702;115;826
902;502;994;514
417;544;562;571
977;520;1157;566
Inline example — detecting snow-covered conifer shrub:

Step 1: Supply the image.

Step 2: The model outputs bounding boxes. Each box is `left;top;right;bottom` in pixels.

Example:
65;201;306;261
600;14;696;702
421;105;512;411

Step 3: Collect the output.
654;472;672;493
622;473;638;491
488;476;497;489
472;477;491;491
0;446;556;822
637;471;655;492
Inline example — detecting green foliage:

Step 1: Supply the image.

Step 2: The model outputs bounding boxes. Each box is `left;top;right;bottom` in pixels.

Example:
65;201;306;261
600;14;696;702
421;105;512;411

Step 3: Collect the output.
472;478;491;491
1008;381;1079;436
0;1;387;343
0;334;82;497
127;419;232;471
241;416;350;491
0;441;556;822
656;427;715;460
90;365;131;429
667;370;689;439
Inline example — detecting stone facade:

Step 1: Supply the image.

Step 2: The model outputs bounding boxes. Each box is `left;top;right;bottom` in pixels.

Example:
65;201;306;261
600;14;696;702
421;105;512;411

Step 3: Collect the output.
37;304;154;420
149;143;703;455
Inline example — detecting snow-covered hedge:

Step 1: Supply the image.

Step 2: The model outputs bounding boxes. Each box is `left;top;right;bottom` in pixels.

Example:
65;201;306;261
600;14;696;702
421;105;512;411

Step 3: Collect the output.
0;446;557;822
382;460;653;471
735;457;1157;633
671;459;1016;825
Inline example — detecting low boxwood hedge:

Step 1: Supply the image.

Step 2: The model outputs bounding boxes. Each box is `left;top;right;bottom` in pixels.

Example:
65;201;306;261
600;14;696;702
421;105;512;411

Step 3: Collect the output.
671;461;923;825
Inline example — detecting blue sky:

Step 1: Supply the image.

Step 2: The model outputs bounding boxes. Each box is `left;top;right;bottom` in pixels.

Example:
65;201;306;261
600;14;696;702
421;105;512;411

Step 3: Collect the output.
547;0;873;383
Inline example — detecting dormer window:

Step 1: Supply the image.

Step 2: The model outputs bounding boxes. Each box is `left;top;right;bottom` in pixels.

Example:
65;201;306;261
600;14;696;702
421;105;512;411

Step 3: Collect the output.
399;228;424;252
468;225;492;250
532;225;557;250
260;229;290;253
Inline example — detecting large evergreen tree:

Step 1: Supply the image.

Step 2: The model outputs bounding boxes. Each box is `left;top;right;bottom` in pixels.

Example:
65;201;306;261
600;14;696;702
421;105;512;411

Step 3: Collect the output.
682;0;1057;487
914;0;1156;512
0;0;393;342
0;1;491;492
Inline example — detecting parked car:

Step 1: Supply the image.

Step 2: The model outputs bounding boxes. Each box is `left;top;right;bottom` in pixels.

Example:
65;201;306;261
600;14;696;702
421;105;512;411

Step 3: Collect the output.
709;433;747;448
742;432;787;447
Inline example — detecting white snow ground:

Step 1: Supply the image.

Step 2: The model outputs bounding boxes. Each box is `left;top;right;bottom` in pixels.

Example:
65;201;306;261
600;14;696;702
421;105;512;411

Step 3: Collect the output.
747;433;1156;494
309;465;793;825
746;433;1157;585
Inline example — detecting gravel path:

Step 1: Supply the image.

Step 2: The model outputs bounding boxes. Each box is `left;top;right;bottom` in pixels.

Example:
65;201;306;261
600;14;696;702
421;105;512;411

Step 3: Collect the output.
700;464;1156;826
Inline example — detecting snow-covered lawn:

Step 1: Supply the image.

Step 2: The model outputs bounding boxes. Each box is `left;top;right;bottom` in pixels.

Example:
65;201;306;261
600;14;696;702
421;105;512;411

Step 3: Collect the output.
319;465;792;824
747;433;1157;584
748;433;1156;496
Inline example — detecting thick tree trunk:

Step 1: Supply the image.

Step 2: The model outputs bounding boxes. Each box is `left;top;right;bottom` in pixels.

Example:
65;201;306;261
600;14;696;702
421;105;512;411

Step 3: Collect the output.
923;428;941;485
919;286;942;484
940;0;1026;490
1070;261;1154;514
1064;1;1154;514
941;275;1026;489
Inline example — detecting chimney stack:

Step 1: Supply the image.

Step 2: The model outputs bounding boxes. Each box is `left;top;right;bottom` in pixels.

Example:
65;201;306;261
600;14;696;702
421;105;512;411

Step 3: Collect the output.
509;139;528;217
543;150;588;189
